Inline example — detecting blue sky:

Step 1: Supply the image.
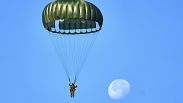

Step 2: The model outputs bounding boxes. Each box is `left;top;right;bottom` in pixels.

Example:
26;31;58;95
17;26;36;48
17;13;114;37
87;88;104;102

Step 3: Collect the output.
0;0;183;103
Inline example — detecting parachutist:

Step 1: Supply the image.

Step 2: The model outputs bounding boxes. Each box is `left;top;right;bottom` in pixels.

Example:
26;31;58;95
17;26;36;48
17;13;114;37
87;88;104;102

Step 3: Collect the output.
69;83;77;98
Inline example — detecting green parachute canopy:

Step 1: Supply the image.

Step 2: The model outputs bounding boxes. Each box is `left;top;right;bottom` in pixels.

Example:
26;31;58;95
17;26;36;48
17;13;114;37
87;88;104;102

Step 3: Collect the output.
42;0;103;34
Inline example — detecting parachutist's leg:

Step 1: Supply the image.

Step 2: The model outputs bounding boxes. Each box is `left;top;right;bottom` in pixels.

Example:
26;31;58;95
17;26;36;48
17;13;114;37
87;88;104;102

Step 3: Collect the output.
71;91;73;98
72;91;74;98
70;91;72;97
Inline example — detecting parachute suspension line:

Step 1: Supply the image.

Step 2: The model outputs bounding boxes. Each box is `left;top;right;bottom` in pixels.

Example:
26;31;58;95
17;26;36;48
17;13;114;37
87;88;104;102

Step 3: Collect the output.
64;35;78;83
50;31;98;83
75;35;88;80
74;34;87;82
72;35;79;83
63;35;72;83
50;33;71;83
74;33;98;81
73;36;77;83
73;35;84;82
67;35;78;83
74;76;77;84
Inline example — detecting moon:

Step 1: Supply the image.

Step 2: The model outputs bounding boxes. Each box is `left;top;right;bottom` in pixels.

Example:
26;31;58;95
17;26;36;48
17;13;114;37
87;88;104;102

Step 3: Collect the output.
108;79;131;100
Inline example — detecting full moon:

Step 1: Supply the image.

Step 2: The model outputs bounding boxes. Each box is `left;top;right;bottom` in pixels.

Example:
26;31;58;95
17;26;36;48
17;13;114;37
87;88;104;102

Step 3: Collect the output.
108;79;131;100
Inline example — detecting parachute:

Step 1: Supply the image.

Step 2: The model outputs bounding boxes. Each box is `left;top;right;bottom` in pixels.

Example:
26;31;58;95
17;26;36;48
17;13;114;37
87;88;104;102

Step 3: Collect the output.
42;0;103;83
